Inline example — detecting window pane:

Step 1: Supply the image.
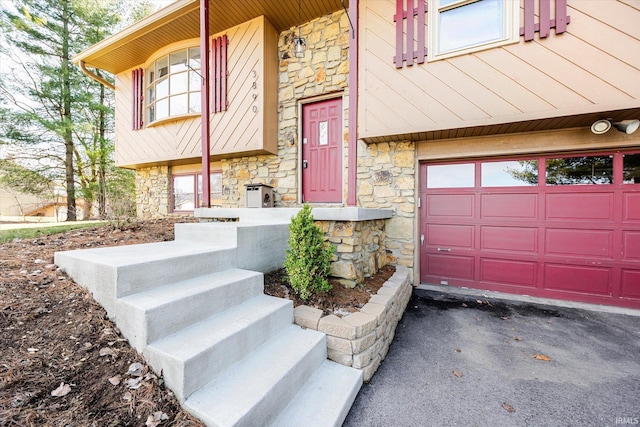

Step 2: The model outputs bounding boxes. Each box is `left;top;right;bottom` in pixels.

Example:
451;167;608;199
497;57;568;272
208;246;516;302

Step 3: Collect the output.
173;175;195;211
156;56;168;78
623;153;640;184
155;99;169;120
211;173;223;196
439;0;503;53
427;163;475;188
482;160;538;187
148;69;155;84
147;87;155;103
148;105;155;123
170;72;188;94
156;77;169;99
189;92;201;114
189;47;201;69
170;94;188;116
546;156;613;185
189;70;201;91
170;50;188;73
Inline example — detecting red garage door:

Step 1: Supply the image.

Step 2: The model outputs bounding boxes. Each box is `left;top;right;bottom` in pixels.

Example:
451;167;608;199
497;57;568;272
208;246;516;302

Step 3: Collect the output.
419;151;640;309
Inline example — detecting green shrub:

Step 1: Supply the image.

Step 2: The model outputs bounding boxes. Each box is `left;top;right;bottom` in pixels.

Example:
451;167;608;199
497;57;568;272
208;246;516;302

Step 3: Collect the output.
284;204;334;301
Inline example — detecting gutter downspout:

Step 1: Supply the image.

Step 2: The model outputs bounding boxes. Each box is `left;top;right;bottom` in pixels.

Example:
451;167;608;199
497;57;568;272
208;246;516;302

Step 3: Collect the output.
79;61;115;90
347;0;359;206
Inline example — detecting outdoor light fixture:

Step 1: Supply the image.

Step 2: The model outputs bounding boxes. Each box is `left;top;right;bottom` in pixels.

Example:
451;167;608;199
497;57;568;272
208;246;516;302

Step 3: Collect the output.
590;119;611;135
293;0;306;58
612;119;640;135
590;119;640;135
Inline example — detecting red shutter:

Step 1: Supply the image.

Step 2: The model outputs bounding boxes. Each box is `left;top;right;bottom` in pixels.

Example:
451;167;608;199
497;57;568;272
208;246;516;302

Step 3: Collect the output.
212;34;228;113
393;0;427;69
131;68;144;130
521;0;571;42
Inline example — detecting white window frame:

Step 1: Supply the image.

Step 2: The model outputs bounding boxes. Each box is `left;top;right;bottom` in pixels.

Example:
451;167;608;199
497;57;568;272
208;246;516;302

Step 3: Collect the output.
146;46;201;125
427;0;520;62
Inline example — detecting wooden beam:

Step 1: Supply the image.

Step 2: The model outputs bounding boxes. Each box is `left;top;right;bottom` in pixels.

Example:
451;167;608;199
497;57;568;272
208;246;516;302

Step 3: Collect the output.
200;0;211;207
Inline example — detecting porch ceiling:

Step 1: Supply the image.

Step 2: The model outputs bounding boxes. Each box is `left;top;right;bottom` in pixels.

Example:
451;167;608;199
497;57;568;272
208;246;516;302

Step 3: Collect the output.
73;0;347;75
362;107;640;143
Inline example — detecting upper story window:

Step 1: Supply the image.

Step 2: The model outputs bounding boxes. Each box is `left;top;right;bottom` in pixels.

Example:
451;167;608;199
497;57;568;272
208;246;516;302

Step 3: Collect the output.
427;0;519;61
146;47;201;124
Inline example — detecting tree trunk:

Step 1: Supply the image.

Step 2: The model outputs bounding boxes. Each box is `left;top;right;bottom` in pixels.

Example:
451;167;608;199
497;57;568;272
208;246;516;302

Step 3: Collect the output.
62;0;76;221
98;73;107;219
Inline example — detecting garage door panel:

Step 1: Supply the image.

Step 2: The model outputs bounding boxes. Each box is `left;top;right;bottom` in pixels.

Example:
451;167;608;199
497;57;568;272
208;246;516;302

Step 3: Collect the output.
621;270;640;298
481;193;537;219
427;253;474;280
421;153;640;308
623;231;640;260
480;258;537;287
544;263;612;295
623;193;640;221
546;193;614;221
427;224;474;248
481;226;537;253
545;228;613;258
427;194;474;218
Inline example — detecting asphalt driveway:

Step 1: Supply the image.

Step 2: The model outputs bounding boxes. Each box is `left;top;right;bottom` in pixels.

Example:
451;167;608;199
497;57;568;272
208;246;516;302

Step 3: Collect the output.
344;288;640;427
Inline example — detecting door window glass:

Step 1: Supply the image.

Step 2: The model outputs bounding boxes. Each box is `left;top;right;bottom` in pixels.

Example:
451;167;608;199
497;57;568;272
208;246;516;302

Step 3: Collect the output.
546;156;613;185
427;163;475;188
173;175;195;211
481;160;538;187
623;153;640;184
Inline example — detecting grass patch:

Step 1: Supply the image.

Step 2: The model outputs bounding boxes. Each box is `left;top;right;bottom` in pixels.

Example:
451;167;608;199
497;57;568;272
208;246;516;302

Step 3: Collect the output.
0;222;103;243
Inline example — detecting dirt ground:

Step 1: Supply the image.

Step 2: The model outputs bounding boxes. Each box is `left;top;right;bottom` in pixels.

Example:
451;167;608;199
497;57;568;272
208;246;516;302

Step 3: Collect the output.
0;218;393;426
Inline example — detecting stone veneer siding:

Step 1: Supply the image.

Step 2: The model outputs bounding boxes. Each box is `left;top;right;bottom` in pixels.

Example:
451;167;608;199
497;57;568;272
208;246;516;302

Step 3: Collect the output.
357;141;416;276
221;10;351;208
294;266;412;382
135;166;170;218
316;219;387;286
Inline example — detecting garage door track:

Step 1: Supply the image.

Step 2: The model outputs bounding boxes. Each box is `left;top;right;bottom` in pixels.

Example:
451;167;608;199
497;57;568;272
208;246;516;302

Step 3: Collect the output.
345;288;640;427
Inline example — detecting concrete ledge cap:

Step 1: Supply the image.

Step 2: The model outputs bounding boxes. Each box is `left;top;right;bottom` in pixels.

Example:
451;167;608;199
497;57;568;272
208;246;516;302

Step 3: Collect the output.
294;305;324;330
311;207;393;221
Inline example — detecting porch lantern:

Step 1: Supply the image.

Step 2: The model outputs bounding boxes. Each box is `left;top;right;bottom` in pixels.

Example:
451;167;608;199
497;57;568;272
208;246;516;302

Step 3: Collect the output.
293;0;306;58
293;36;306;58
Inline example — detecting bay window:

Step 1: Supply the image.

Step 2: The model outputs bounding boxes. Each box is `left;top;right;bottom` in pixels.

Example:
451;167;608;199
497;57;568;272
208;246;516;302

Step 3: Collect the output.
147;47;201;124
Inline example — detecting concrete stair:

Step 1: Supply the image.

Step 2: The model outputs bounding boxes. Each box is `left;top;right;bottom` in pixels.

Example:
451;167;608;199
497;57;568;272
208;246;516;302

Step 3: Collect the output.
55;218;362;426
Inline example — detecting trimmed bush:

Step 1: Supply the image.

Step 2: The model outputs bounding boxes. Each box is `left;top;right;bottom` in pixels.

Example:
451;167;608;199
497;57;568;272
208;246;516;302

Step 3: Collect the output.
284;204;333;300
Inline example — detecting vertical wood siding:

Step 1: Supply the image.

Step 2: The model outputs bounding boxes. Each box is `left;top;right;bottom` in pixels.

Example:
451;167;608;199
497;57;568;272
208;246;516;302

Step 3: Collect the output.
114;16;277;168
360;0;640;141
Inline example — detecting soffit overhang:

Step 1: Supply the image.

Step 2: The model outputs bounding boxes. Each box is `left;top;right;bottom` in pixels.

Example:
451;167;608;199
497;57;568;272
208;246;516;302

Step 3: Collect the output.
73;0;346;74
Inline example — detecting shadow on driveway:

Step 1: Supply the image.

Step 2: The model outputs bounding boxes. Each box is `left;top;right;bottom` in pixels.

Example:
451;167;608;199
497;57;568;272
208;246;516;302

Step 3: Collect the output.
344;288;640;427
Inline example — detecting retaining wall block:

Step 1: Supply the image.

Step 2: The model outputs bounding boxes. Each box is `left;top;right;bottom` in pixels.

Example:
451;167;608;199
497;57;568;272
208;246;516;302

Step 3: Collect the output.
327;348;354;366
294;305;323;330
343;312;377;338
327;335;353;355
318;314;357;340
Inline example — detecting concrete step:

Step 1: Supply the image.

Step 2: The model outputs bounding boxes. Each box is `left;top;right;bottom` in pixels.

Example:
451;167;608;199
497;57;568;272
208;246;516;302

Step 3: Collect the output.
54;240;236;317
183;325;327;427
144;295;293;401
272;360;363;427
116;269;264;351
175;222;291;273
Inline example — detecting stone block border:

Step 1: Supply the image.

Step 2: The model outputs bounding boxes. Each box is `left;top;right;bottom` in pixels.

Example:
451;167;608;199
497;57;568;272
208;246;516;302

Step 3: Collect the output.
293;266;412;382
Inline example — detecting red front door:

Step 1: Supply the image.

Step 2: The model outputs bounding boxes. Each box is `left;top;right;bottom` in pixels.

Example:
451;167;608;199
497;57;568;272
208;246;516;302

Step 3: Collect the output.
302;98;342;203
